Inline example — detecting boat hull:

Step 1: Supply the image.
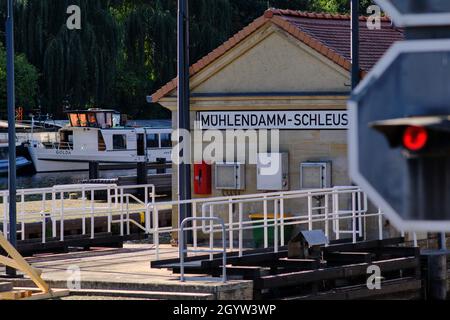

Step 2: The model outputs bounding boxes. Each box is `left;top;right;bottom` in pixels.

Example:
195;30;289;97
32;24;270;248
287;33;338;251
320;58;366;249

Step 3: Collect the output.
0;156;33;174
27;144;172;173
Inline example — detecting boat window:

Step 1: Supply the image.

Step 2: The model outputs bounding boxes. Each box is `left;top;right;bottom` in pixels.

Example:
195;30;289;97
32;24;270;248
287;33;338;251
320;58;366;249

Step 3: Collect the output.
146;134;159;149
96;113;106;128
69;114;79;127
105;113;113;128
98;132;106;151
78;113;88;127
160;133;172;148
88;113;97;127
113;134;127;150
112;114;121;127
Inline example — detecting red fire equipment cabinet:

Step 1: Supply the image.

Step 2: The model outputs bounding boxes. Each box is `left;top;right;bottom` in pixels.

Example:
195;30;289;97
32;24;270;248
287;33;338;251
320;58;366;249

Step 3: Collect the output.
194;162;212;194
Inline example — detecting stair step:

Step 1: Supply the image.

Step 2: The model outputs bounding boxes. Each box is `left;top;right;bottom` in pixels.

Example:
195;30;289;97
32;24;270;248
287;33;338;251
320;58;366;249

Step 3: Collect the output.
69;288;215;300
0;282;13;293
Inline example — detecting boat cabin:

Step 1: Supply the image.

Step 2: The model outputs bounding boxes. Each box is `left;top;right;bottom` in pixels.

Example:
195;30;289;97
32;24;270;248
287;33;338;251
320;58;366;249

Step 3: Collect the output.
28;108;172;168
67;109;125;129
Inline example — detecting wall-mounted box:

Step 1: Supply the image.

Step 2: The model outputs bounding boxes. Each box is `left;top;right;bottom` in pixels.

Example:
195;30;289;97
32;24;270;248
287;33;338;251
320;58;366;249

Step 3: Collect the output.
194;162;212;195
300;162;332;189
215;163;245;190
257;153;289;191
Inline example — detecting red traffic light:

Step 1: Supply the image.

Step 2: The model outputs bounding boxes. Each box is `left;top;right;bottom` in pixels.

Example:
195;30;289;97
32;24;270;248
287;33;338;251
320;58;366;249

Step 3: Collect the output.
402;126;428;151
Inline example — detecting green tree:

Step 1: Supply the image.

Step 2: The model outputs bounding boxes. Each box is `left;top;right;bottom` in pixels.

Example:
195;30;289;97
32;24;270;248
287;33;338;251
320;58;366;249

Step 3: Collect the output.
309;0;374;13
0;42;39;117
0;0;378;120
15;0;120;116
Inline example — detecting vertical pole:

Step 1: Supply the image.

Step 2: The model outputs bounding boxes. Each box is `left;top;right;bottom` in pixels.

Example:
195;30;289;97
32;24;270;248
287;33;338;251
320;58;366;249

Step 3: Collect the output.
351;0;360;90
88;162;99;180
427;253;447;300
350;1;360;243
6;0;17;277
136;162;147;199
178;0;192;255
438;232;446;250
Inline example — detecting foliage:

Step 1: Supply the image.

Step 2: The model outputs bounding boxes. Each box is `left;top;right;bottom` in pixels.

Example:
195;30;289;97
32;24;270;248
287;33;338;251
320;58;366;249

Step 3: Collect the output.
0;0;375;119
0;42;39;116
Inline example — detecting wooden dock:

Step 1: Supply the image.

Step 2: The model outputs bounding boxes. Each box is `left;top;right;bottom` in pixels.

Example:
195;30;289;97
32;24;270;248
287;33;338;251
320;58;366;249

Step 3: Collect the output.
152;237;424;300
1;244;253;300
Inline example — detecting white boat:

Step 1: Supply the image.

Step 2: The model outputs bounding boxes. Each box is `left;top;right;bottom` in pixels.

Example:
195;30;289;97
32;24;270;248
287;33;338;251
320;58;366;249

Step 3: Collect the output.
26;109;172;173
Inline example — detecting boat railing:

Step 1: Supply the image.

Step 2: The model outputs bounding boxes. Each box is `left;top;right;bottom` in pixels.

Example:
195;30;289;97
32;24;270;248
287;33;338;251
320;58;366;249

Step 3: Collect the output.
41;141;73;151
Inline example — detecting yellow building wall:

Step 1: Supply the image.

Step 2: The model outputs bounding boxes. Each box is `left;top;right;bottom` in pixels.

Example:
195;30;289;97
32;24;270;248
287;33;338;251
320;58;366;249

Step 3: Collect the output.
161;23;359;241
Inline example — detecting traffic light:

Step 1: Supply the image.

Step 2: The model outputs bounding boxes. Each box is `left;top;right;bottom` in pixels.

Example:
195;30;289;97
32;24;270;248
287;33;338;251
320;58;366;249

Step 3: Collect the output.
367;116;450;221
349;0;450;230
370;116;450;158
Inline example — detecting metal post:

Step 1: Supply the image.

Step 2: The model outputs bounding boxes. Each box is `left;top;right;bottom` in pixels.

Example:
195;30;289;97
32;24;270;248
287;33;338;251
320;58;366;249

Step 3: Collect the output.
136;162;147;199
351;0;360;90
427;252;447;300
6;0;17;277
177;0;192;253
438;232;447;250
88;162;99;180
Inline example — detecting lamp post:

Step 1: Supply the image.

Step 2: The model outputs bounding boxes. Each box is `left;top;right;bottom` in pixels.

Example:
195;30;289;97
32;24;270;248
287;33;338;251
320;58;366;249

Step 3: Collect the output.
5;0;17;277
177;0;192;254
351;0;360;89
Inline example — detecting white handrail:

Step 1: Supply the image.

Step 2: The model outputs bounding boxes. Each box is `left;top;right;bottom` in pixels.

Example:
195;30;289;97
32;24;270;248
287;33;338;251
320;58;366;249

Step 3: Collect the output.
0;182;419;257
0;183;156;243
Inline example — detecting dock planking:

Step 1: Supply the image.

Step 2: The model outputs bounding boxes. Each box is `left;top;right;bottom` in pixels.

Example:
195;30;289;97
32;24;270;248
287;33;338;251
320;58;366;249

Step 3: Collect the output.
152;237;423;300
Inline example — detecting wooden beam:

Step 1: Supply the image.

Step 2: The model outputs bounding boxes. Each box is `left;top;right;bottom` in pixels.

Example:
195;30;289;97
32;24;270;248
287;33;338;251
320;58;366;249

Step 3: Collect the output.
0;255;21;270
202;251;288;268
256;257;419;289
324;252;374;264
0;291;22;300
151;246;289;268
323;237;405;253
0;232;49;293
283;278;422;300
15;288;70;300
264;258;320;270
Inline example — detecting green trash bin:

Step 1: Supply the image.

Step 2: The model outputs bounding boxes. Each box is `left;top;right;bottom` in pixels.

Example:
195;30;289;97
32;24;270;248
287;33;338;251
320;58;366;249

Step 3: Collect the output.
249;213;293;248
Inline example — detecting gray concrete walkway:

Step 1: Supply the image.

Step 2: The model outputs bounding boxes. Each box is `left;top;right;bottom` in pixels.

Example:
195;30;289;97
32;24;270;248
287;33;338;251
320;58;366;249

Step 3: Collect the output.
1;244;253;300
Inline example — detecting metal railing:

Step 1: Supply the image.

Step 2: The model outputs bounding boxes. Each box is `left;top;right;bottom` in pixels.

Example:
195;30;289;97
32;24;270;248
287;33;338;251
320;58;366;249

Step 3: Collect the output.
146;186;419;260
179;217;227;283
0;183;419;260
1;183;156;243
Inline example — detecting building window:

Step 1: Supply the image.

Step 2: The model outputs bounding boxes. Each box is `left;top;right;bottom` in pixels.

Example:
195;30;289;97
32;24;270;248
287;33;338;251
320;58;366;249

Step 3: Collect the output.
113;134;127;150
160;133;172;148
146;134;159;149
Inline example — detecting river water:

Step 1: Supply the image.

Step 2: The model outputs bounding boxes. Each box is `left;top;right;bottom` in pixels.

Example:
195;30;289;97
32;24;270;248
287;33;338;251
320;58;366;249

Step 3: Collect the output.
0;168;140;190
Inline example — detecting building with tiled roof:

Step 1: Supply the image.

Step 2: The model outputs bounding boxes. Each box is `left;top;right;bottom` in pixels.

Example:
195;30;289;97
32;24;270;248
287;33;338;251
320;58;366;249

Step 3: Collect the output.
150;9;403;103
150;9;404;231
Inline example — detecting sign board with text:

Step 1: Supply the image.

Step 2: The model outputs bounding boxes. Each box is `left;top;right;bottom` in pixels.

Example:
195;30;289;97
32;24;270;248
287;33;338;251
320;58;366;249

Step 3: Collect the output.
197;110;348;130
